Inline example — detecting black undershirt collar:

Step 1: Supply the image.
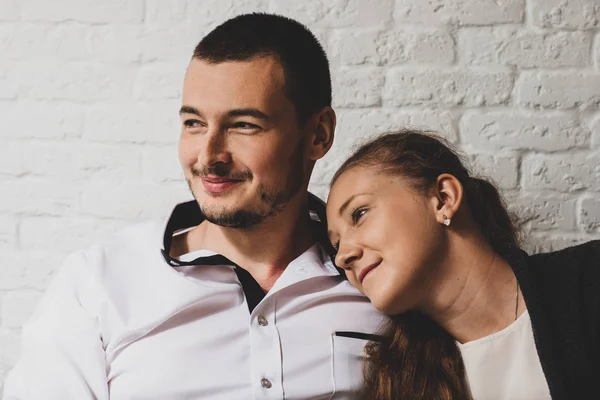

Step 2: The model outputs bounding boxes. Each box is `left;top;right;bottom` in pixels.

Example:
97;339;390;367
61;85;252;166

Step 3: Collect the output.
160;193;341;313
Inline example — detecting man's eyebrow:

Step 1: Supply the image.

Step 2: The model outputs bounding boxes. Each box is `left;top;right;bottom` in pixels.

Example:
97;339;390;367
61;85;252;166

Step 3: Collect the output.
179;105;201;116
227;108;271;121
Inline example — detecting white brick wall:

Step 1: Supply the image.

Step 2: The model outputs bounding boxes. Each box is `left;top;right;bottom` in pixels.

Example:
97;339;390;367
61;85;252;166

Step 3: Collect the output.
1;0;599;389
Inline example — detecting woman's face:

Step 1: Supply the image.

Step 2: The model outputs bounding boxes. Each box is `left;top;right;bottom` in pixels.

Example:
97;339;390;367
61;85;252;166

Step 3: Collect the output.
326;166;447;315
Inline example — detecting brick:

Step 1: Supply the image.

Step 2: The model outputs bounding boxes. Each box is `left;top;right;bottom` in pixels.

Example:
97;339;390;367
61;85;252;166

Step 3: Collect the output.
21;0;144;23
470;152;519;189
0;215;18;248
17;63;134;101
271;0;394;27
592;115;600;148
0;178;79;216
521;152;600;192
531;0;600;29
377;29;455;65
580;197;600;233
185;0;270;25
334;108;458;149
89;23;203;65
142;145;184;182
0;23;91;61
460;111;591;151
1;291;42;329
384;68;513;107
0;65;18;99
0;0;19;20
89;25;145;64
329;28;454;66
0;101;85;139
328;29;380;65
0;249;61;290
524;233;595;253
0;331;21;364
80;180;191;219
407;110;459;142
19;217;129;253
138;24;205;64
308;183;329;204
459;27;591;68
0;142;24;176
85;102;180;143
332;67;384;107
595;33;600;69
510;193;577;231
310;157;339;190
134;65;184;100
85;101;180;144
21;142;142;179
516;71;600;110
394;0;524;25
145;0;187;23
77;144;143;180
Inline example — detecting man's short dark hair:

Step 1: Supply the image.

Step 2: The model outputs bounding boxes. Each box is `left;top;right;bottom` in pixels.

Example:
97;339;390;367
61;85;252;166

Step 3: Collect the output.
193;13;332;125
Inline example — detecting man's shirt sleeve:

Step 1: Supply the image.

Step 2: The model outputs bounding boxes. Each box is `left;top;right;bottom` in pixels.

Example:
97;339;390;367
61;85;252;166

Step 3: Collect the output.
3;251;109;400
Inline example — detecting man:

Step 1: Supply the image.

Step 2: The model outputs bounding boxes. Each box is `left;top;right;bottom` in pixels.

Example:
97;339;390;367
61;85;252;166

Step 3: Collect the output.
3;13;383;399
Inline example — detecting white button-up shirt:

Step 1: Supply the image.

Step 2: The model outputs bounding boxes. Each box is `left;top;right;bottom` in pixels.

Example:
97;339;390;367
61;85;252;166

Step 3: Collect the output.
4;200;384;399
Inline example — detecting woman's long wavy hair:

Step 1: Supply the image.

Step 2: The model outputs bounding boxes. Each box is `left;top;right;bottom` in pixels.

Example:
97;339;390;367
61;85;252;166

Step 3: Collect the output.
331;130;521;400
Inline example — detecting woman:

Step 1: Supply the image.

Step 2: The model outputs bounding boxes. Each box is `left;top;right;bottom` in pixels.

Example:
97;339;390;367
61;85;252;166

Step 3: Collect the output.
325;130;599;400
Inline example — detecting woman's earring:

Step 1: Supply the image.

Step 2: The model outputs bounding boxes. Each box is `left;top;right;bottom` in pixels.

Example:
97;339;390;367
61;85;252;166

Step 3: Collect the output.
443;215;451;226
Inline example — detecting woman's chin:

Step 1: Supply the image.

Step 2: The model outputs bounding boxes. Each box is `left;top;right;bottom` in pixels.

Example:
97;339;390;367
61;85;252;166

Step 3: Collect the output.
369;296;404;316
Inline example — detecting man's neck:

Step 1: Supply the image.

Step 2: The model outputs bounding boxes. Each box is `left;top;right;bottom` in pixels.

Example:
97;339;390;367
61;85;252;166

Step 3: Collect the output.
180;195;316;292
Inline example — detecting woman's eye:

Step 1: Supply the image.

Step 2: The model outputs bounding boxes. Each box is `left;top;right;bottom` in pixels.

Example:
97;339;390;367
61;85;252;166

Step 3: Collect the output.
351;207;367;224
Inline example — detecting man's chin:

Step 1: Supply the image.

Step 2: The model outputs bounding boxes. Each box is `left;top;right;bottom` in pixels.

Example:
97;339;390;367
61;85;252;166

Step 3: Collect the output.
197;201;264;229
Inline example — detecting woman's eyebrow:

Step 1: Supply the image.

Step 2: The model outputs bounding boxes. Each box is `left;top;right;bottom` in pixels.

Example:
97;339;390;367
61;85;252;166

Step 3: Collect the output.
337;193;369;216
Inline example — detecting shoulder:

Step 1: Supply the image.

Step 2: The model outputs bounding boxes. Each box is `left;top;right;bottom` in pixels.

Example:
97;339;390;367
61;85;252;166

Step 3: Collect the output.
524;240;600;307
53;220;165;290
528;240;600;273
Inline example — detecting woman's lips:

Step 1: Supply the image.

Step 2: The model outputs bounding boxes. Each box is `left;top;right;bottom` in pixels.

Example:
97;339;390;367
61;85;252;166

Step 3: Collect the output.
201;177;243;193
358;261;381;284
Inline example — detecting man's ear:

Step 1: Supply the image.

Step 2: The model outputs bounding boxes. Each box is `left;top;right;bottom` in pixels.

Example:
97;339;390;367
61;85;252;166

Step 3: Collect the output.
307;107;335;161
430;173;464;226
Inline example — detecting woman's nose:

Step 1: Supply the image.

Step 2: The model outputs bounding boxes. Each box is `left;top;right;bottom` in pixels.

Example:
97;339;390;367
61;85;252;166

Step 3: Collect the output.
335;241;363;269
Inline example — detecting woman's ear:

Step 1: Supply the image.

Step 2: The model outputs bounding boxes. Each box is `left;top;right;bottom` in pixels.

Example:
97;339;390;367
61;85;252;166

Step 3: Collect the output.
307;107;336;161
431;174;464;227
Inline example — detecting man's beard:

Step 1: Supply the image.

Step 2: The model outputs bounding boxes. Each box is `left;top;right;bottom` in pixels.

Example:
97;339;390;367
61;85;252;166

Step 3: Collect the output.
187;144;305;229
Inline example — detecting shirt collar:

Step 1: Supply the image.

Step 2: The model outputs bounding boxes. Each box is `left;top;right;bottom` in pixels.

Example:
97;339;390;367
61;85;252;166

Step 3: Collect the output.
160;192;340;272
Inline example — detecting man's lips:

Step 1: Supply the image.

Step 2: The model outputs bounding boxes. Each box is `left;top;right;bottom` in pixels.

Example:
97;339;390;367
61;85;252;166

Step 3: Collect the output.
200;176;244;193
358;261;381;284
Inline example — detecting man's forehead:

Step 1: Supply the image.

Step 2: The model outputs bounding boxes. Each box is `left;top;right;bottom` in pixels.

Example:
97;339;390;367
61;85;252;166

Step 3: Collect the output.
182;57;287;108
184;56;285;85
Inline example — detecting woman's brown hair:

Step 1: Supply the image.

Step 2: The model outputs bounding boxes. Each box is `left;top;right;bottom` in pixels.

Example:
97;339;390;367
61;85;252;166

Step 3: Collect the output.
331;130;520;400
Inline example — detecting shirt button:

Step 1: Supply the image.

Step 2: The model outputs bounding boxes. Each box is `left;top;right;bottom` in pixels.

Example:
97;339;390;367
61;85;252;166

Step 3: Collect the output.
261;378;272;389
258;316;268;326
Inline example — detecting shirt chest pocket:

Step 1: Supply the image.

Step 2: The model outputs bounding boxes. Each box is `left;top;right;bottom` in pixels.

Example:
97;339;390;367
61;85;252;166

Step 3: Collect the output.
330;333;370;399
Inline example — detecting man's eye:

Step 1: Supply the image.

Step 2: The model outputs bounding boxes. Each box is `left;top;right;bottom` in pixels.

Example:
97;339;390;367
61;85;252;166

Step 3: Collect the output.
351;207;367;224
183;119;202;128
232;122;260;130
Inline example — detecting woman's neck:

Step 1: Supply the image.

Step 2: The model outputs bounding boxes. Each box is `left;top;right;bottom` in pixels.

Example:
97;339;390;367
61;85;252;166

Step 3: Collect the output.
420;235;523;344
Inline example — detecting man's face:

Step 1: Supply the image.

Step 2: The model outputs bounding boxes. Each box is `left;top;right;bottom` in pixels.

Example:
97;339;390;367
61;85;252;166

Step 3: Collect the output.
179;56;309;229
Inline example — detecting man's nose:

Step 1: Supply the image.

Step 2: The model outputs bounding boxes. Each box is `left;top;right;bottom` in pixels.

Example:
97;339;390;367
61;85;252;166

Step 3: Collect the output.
197;128;232;168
